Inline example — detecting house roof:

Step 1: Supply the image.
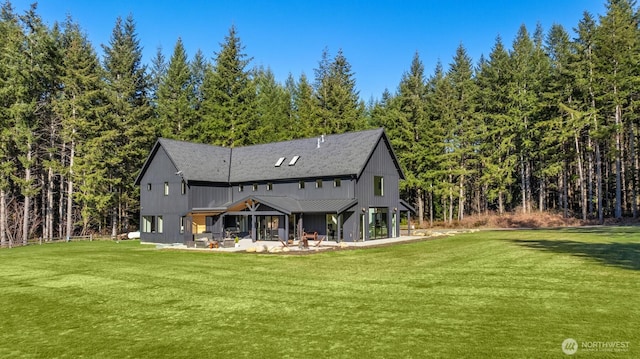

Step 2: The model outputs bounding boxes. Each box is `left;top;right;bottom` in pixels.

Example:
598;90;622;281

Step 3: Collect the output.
135;128;404;185
134;138;231;185
229;128;398;182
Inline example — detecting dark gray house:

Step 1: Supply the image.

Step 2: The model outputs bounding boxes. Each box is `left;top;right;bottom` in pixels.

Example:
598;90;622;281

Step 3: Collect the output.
134;128;414;245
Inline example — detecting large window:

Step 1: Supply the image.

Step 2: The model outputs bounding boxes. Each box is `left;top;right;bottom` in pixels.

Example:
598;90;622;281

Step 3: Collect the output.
316;179;323;188
298;181;305;189
266;183;273;191
374;176;384;196
142;215;162;233
142;216;155;233
334;179;341;187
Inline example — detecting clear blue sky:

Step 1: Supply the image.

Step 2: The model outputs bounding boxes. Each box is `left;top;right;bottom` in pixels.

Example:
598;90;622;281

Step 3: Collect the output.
13;0;606;101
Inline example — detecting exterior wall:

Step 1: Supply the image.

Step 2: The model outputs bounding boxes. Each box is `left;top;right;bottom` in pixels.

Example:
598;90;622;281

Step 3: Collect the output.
189;183;230;208
139;147;189;243
231;178;355;201
355;138;401;240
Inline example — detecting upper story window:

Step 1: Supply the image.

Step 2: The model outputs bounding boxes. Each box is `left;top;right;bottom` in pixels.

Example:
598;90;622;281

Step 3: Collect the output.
181;181;186;195
147;183;152;191
316;179;323;189
252;183;258;192
266;183;273;191
334;179;341;187
299;181;305;189
164;182;169;196
239;184;244;192
374;176;384;196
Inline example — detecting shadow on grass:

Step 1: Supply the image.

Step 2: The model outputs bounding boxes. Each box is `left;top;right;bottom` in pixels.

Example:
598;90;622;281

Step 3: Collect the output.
511;239;640;271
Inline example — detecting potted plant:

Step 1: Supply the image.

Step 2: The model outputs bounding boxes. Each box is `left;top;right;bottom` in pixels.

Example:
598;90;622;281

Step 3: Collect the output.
234;236;240;248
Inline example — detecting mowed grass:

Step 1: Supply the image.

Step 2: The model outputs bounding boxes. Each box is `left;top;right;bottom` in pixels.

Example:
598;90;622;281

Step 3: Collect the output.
1;228;639;358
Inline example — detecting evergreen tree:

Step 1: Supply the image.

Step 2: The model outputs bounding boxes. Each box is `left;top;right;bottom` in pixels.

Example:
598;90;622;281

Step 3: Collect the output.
55;16;106;236
156;37;194;140
291;73;316;138
594;0;639;218
254;66;292;142
149;45;167;109
313;48;365;134
196;25;257;147
102;14;154;236
476;36;515;214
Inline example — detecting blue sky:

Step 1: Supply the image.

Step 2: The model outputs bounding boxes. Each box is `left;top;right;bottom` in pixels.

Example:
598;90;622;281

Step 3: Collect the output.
13;0;605;101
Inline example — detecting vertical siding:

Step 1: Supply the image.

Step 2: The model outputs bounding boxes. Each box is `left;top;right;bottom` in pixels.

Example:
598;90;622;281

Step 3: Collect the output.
139;147;189;243
355;137;401;240
231;178;355;201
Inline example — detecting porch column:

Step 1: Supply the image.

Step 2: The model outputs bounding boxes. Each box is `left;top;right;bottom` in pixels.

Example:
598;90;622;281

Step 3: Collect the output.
337;214;342;242
407;212;411;236
284;214;289;242
251;214;256;241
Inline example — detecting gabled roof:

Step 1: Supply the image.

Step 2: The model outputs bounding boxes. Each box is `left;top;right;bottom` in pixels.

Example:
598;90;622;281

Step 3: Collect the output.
134;138;230;185
230;128;403;182
135;128;404;185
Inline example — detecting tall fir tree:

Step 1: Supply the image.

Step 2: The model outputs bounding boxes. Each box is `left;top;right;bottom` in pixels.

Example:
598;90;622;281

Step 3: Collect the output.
594;0;639;218
102;14;154;236
196;25;257;147
157;37;194;140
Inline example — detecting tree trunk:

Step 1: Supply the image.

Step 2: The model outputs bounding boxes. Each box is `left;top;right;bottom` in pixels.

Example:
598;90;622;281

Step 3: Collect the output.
22;142;33;245
575;132;587;221
416;188;424;227
1;189;6;247
46;166;54;240
587;136;594;217
458;174;464;221
615;103;623;219
66;138;75;240
632;124;638;218
520;155;527;214
596;143;604;224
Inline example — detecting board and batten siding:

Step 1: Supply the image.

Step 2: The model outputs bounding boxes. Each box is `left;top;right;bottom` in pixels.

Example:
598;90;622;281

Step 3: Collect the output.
230;178;355;202
355;137;401;240
139;147;189;243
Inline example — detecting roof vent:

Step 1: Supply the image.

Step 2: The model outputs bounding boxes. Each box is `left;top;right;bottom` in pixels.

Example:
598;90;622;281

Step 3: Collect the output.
275;157;286;167
289;155;300;166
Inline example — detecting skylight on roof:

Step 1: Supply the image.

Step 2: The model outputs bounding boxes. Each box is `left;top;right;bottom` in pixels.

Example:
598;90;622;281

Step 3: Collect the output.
275;157;286;167
289;155;300;166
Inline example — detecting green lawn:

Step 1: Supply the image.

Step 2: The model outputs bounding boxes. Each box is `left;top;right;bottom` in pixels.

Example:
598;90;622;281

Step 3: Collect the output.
1;227;639;358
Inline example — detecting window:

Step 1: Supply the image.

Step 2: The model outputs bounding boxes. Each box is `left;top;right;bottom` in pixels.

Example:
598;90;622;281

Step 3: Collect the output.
374;176;384;196
164;182;169;196
180;217;185;234
334;179;341;187
289;155;300;166
266;183;273;191
275;157;286;167
157;216;163;233
239;184;244;192
147;183;152;191
252;183;258;191
142;216;155;233
316;179;323;188
181;181;186;195
298;180;305;189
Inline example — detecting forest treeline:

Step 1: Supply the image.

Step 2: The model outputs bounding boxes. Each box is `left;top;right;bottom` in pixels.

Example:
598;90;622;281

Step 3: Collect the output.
0;0;638;245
